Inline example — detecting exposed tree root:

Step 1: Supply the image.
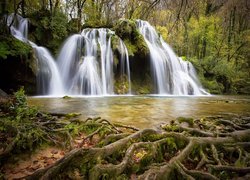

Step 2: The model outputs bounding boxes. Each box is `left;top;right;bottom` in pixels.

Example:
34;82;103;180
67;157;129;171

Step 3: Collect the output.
1;95;250;179
16;114;250;179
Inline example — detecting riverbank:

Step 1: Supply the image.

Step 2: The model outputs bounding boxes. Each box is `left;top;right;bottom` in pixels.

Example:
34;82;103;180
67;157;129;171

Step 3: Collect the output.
1;91;250;179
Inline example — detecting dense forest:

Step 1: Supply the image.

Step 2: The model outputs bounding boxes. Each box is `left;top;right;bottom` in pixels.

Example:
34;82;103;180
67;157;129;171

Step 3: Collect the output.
0;0;249;95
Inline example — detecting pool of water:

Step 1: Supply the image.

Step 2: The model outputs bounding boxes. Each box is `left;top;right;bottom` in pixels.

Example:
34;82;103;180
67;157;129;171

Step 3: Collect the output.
28;95;250;129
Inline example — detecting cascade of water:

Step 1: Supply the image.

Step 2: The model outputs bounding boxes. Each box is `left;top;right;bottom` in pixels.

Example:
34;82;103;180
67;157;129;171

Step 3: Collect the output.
7;14;64;95
57;34;82;91
57;28;118;95
136;20;208;95
119;39;131;94
95;29;114;95
7;13;207;96
7;14;28;42
71;56;102;95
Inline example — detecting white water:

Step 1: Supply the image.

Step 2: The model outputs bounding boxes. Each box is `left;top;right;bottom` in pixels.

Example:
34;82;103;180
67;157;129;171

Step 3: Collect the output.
7;14;207;96
119;39;132;94
137;20;208;95
56;28;132;95
7;14;64;95
71;56;102;95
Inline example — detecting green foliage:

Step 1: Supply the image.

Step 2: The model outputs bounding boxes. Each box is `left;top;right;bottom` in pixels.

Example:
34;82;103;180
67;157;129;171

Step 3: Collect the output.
113;19;149;57
155;2;250;94
9;87;38;119
0;36;31;59
177;117;194;126
64;122;100;136
114;76;130;94
165;138;177;151
0;88;49;153
28;10;68;53
162;124;179;132
0;41;11;59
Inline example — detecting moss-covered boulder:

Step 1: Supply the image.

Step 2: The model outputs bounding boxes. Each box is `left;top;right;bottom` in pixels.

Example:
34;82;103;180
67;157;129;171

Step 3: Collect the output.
0;35;37;95
113;19;149;57
112;19;152;94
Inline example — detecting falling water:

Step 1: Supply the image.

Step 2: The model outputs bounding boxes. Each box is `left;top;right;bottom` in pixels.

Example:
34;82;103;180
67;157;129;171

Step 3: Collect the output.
7;14;64;95
119;39;131;94
71;56;102;95
7;14;207;96
57;28;132;95
136;20;208;95
7;14;28;42
57;29;115;95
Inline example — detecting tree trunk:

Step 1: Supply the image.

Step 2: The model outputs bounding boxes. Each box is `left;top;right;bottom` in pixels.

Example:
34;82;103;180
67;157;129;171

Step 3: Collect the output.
21;0;25;17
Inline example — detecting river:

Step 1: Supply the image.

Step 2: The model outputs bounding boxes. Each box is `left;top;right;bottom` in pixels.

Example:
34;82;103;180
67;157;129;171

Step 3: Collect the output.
28;95;250;129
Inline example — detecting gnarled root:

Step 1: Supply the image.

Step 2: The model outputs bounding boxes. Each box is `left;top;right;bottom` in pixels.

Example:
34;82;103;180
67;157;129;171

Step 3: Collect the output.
23;114;250;179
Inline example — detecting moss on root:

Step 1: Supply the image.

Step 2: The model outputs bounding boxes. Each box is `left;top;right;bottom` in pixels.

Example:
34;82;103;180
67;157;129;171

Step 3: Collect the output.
2;90;250;179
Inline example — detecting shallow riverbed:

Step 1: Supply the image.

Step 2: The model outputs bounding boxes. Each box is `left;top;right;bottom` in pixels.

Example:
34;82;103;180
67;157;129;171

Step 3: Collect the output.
28;95;250;129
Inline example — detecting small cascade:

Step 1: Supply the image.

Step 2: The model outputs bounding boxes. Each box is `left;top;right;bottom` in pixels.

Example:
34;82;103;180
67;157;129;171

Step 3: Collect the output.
57;29;116;95
57;34;82;92
7;14;64;96
71;56;102;95
119;39;131;94
7;14;28;41
32;45;64;95
136;20;208;95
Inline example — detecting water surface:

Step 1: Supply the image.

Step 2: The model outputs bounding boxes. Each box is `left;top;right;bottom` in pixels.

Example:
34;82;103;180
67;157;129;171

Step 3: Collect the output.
28;95;250;128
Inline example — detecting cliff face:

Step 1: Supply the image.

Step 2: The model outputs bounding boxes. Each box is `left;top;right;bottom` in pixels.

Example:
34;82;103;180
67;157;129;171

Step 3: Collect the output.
0;36;37;95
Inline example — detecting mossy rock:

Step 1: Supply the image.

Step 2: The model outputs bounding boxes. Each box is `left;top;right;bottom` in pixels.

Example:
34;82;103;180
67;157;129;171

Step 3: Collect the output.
0;35;37;95
113;19;137;39
177;117;194;127
131;75;153;95
0;35;32;59
114;76;130;94
112;19;149;57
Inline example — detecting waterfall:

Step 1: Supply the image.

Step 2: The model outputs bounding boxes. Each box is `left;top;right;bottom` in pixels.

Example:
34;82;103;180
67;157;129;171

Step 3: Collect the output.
7;14;28;42
7;14;207;96
7;14;64;96
57;28;132;95
119;39;131;94
136;20;208;95
57;29;115;95
71;56;102;95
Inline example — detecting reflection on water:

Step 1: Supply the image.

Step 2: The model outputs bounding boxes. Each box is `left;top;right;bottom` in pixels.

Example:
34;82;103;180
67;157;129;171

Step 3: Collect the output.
28;96;250;128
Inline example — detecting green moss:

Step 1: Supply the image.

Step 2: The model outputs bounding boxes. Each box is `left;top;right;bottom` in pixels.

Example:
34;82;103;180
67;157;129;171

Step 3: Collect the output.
0;35;32;60
141;134;164;142
162;124;179;132
114;76;130;94
200;78;224;94
65;113;81;118
123;39;137;56
131;76;153;95
177;117;194;126
28;9;68;54
113;19;149;57
65;122;100;136
62;95;71;99
117;174;129;180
